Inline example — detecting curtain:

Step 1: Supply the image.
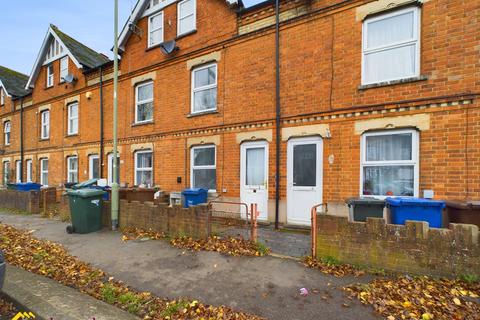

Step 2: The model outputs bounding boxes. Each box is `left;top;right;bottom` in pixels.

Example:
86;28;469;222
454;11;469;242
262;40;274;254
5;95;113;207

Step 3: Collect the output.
366;133;412;161
246;148;265;186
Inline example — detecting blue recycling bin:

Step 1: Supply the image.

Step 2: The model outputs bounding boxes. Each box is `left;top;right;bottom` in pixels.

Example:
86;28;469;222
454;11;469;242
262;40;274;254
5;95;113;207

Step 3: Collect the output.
15;182;42;192
386;197;446;228
182;188;208;208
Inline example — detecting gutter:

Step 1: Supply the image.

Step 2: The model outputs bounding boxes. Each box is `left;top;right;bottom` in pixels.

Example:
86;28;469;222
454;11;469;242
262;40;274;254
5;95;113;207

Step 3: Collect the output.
274;0;281;230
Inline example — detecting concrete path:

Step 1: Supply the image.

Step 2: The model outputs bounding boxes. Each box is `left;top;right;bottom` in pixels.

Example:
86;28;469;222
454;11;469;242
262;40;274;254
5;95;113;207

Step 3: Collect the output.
0;213;379;320
4;265;139;320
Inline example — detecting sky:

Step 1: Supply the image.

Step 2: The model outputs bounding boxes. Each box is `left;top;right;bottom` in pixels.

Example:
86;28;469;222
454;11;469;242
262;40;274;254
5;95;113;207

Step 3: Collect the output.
0;0;263;75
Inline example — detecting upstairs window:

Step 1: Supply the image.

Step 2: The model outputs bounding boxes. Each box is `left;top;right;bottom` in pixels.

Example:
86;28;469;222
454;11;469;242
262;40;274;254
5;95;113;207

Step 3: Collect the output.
4;121;10;146
361;129;419;198
178;0;196;36
67;102;79;135
135;150;153;187
191;63;217;114
0;89;4;106
135;82;154;123
191;145;216;191
148;12;164;48
60;56;69;82
46;64;54;87
41;110;50;139
362;7;420;85
67;156;78;183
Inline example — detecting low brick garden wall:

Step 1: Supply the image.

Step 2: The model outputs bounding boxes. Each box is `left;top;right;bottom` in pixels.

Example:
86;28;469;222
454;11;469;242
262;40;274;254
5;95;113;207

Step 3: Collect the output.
315;214;480;277
0;189;40;214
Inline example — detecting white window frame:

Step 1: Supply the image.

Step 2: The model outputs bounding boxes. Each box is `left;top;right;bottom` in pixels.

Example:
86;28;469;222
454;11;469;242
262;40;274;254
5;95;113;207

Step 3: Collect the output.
148;11;164;48
3;161;10;185
135;82;154;124
41;110;50;139
46;64;54;87
89;154;100;180
134;150;153;187
26;159;33;182
0;88;4;106
361;6;421;85
107;153;120;187
40;158;48;186
4;121;10;146
15;160;21;183
67;102;79;135
60;56;69;82
360;129;419;199
177;0;197;36
190;145;217;192
67;156;78;183
191;63;218;114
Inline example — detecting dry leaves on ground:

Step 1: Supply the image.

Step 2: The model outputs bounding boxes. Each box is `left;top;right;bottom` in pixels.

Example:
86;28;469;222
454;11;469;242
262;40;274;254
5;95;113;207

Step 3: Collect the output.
0;224;263;320
170;236;270;257
0;297;17;318
346;276;480;320
303;256;366;277
121;227;165;242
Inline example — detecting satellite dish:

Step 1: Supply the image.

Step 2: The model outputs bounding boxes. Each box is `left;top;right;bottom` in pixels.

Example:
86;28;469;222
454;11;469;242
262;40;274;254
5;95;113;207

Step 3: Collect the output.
160;40;179;55
63;74;77;84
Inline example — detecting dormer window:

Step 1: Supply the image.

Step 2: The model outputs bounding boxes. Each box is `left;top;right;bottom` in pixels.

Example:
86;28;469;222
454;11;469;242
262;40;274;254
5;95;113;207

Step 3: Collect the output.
148;11;164;48
46;65;54;88
46;39;64;61
60;56;69;82
178;0;196;36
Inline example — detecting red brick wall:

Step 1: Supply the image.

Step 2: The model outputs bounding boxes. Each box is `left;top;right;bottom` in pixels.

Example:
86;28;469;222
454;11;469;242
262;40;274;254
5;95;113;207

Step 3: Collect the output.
0;0;478;221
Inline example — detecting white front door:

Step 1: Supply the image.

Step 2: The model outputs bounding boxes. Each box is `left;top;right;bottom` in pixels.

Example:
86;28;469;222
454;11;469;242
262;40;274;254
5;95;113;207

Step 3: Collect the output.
240;141;269;221
287;137;323;225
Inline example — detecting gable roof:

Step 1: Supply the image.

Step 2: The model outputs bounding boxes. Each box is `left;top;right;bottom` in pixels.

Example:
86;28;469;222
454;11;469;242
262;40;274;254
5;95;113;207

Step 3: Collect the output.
26;24;110;89
117;0;242;52
0;66;30;98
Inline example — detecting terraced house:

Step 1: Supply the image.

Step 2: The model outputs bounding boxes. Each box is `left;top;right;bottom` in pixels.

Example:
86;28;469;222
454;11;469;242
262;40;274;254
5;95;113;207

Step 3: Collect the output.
1;0;479;226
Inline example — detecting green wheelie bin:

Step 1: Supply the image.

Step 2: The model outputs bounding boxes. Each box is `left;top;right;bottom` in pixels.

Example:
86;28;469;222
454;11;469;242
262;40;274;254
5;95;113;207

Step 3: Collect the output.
67;188;106;234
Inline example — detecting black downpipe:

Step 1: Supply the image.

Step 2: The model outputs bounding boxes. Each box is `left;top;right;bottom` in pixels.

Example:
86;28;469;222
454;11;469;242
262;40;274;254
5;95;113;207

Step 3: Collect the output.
274;0;281;230
99;67;105;178
20;97;24;182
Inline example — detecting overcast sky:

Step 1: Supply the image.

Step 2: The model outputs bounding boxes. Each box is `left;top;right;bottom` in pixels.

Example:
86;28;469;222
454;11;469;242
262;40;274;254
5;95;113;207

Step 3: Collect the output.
0;0;263;75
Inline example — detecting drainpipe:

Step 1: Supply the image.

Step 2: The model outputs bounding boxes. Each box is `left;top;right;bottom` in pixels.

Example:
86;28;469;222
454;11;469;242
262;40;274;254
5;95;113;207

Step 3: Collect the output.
20;96;24;182
99;66;104;178
274;0;281;230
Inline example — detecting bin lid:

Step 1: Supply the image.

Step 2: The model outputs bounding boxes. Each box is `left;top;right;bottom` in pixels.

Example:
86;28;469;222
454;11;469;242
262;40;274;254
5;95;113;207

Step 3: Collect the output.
182;188;208;195
386;197;445;208
16;182;41;186
67;188;106;198
72;179;98;189
346;197;386;205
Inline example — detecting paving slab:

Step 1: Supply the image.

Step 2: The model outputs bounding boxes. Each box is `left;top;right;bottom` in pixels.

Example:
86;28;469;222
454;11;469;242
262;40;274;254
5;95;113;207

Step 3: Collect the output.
3;265;139;320
0;212;379;320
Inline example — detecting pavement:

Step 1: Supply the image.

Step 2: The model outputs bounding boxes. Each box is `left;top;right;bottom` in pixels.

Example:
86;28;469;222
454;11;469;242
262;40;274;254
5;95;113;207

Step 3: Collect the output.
3;265;139;320
0;212;379;320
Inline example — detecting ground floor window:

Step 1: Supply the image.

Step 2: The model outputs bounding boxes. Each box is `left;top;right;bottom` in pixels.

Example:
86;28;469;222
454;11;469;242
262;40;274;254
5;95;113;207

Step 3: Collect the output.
15;160;21;183
107;153;120;186
191;145;216;191
26;159;32;182
40;159;48;186
135;150;153;187
89;154;100;180
361;129;419;197
3;161;10;185
67;156;78;183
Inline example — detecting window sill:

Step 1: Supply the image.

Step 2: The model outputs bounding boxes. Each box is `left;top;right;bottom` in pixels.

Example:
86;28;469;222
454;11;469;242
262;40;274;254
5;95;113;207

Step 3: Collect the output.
44;85;54;90
132;121;154;127
187;110;218;118
176;29;197;41
65;133;79;138
358;75;428;91
39;138;50;142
